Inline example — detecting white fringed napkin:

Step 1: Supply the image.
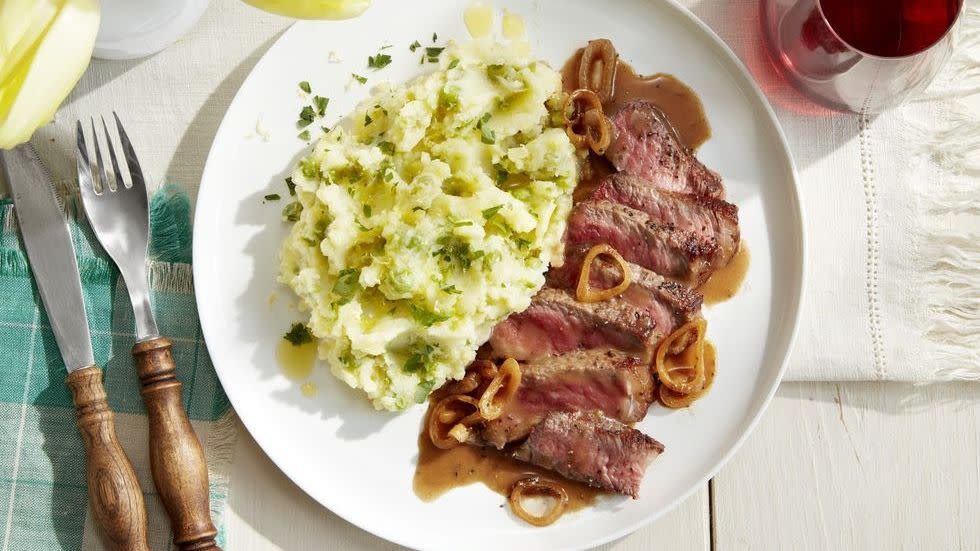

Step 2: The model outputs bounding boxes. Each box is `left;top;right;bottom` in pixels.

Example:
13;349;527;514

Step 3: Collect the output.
687;1;979;381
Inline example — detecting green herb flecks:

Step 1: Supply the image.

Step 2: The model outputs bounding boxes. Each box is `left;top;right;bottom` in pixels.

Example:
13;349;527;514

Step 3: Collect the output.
441;285;462;295
447;58;459;70
332;268;361;304
313;95;329;116
409;304;450;327
264;193;281;202
476;113;495;144
404;343;435;373
298;81;311;94
297;130;310;141
297;106;315;128
368;53;392;69
352;73;368;84
282;201;302;222
285;177;296;196
425;46;445;63
409;40;422;52
482;205;504;219
284;323;313;345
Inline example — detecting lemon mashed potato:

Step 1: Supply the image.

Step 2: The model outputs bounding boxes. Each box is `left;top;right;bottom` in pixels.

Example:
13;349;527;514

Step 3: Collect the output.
280;40;576;410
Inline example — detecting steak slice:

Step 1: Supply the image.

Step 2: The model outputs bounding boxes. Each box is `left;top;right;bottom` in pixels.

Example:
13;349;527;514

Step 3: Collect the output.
488;287;661;362
565;200;718;286
605;100;725;199
548;245;702;338
590;173;741;268
513;410;664;498
481;349;655;449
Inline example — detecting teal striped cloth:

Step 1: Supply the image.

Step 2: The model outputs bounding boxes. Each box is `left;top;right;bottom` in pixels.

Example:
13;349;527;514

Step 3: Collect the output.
0;185;234;550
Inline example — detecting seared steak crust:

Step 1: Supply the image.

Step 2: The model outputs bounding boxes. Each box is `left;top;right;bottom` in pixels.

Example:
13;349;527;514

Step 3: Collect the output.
513;410;664;498
605;100;725;199
481;349;654;449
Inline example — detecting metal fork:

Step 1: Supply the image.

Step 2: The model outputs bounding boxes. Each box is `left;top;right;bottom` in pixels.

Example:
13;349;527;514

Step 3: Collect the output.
77;114;221;551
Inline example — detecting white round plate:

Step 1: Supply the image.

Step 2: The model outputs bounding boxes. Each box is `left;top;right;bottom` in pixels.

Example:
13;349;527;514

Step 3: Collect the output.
194;1;805;550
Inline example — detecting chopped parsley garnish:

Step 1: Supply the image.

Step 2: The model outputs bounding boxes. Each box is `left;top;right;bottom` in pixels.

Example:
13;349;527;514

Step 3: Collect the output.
447;58;459;70
332;268;361;304
298;81;311;93
452;219;472;227
297;129;310;141
297;106;315;127
300;158;318;179
285;177;296;196
482;205;504;219
362;204;372;217
432;32;438;42
514;237;532;250
264;193;281;201
378;141;395;155
313;95;329;116
352;73;368;84
409;304;449;326
368;53;392;69
425;47;445;63
404;343;435;372
476;113;495;144
380;44;393;50
282;201;302;222
441;285;462;295
283;323;313;345
409;40;421;52
493;163;509;185
356;219;370;232
434;234;480;270
364;113;373;125
412;206;426;212
321;125;331;135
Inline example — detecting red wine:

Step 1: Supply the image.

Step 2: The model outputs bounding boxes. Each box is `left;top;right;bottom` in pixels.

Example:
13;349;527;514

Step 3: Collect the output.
820;0;962;57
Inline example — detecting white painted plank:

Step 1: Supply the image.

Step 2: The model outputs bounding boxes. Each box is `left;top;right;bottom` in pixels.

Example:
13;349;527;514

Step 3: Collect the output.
224;425;709;550
712;382;980;550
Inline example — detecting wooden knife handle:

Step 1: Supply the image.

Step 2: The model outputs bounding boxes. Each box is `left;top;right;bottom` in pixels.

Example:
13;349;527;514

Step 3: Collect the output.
133;337;221;551
67;367;150;551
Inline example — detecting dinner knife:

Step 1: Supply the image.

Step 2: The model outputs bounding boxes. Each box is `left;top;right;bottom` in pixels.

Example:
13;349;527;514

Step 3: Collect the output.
0;144;150;551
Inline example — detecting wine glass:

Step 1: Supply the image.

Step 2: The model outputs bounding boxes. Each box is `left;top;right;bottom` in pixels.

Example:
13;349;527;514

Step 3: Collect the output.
761;0;964;113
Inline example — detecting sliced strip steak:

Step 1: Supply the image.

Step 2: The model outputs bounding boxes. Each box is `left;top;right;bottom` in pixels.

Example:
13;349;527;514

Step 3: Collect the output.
481;349;655;449
513;409;664;498
488;287;661;362
565;200;718;286
605;100;725;199
548;245;703;338
590;173;741;268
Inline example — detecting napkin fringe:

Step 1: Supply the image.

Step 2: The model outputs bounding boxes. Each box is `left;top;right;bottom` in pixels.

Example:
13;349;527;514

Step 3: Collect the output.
203;411;239;548
912;10;980;381
147;260;195;293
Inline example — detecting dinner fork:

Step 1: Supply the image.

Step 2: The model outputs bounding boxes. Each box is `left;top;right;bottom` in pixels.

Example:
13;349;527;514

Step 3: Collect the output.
76;113;221;551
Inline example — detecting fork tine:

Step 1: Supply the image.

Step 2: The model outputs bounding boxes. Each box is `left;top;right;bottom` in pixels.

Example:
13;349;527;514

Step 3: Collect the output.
113;112;146;193
75;120;98;196
90;118;111;193
101;115;127;190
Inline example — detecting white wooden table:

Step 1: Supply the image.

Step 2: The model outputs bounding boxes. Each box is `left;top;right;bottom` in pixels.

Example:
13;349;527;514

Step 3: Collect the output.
225;382;980;550
44;2;979;549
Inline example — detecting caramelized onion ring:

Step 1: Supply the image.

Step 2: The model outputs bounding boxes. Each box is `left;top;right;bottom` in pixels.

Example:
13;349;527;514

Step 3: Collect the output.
581;109;613;154
563;88;603;124
577;39;618;103
655;318;707;394
659;347;716;408
430;370;481;401
576;244;632;303
563;89;614;155
509;477;569;526
478;358;521;421
428;395;480;449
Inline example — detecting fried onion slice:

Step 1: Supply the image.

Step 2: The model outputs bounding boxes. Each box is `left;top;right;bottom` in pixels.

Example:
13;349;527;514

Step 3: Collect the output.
655;318;707;394
477;358;521;421
577;38;618;103
576;244;632;303
659;344;716;408
509;477;569;526
428;395;480;449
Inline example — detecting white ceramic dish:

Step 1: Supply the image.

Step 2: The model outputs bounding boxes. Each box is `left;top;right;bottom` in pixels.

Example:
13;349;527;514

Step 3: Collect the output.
194;1;805;549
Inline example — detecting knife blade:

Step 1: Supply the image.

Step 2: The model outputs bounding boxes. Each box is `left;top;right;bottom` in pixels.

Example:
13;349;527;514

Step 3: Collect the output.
0;144;95;372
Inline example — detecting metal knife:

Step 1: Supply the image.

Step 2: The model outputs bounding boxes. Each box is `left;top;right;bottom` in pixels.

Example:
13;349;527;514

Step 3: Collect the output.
0;144;150;551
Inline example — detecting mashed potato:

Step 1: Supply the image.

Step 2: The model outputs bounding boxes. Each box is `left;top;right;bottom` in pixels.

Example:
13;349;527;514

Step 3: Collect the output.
280;40;577;410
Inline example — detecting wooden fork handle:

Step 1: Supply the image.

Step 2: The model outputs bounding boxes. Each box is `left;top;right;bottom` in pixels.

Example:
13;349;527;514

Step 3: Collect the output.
133;337;221;551
67;367;150;551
